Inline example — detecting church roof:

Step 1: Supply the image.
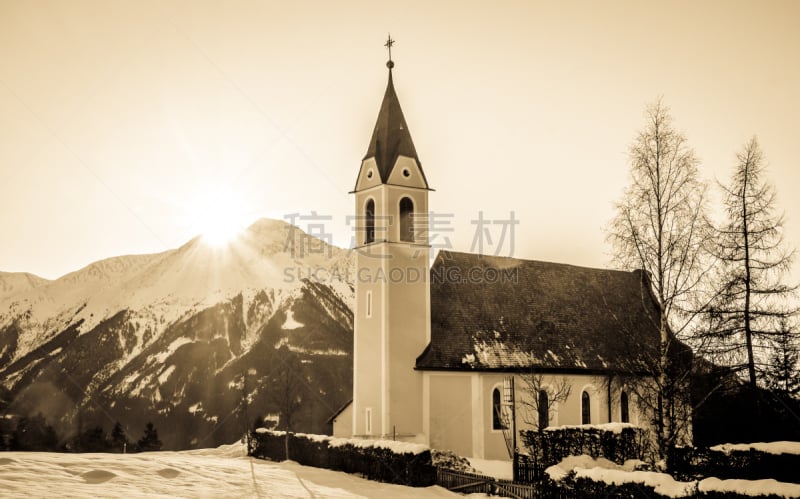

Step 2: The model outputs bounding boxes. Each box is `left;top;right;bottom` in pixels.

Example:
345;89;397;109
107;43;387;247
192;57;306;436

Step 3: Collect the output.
363;69;427;186
416;251;667;374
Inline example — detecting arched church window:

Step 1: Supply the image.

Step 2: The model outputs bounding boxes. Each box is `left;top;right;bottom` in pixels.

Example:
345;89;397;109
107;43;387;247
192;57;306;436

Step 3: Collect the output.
621;391;629;423
581;391;591;424
492;388;506;430
365;199;375;244
399;197;414;242
538;390;549;430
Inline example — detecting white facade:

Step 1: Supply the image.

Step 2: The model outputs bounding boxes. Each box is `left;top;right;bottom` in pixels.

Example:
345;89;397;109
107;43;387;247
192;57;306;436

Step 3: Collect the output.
423;371;649;460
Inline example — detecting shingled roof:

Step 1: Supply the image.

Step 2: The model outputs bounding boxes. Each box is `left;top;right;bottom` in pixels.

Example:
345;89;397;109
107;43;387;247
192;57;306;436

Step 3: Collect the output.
362;70;427;186
416;251;665;373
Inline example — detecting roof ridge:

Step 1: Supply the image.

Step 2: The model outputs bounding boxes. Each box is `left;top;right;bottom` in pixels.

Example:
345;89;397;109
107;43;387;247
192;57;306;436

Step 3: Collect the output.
434;249;641;276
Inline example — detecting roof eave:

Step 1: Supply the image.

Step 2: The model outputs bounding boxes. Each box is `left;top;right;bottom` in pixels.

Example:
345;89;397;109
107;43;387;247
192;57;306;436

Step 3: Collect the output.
414;365;654;377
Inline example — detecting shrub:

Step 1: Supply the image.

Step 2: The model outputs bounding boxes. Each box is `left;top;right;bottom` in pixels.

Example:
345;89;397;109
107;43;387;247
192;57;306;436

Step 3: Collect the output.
672;444;800;484
520;423;650;467
249;429;436;487
431;449;476;473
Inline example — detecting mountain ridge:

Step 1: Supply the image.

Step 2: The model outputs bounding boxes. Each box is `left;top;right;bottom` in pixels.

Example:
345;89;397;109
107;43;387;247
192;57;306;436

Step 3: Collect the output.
0;217;354;449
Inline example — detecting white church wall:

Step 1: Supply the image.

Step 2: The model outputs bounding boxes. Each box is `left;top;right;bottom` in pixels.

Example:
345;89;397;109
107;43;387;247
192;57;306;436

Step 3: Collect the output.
477;373;648;460
332;403;353;438
427;372;474;457
352;244;385;437
420;371;663;461
479;374;515;460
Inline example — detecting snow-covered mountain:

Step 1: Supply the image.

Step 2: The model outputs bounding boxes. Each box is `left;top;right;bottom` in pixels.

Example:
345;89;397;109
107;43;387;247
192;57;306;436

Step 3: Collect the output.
0;219;354;449
0;272;49;301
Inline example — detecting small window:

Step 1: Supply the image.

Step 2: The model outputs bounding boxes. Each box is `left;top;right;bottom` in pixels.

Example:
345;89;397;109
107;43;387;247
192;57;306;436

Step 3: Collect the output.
367;169;374;179
538;390;549;430
402;168;411;178
365;199;375;244
399;197;414;242
492;388;506;430
366;291;372;318
365;407;373;435
621;392;629;423
581;391;591;424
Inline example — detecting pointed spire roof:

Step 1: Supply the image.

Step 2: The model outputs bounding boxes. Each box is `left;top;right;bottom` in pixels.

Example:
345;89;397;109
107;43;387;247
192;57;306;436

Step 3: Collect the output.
363;68;423;183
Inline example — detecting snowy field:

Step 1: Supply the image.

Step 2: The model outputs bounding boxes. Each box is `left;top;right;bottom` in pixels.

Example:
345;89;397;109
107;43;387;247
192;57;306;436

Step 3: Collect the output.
0;443;478;498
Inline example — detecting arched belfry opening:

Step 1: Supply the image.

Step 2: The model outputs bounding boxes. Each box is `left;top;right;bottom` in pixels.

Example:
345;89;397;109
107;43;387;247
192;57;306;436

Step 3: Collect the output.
365;199;375;244
399;197;414;242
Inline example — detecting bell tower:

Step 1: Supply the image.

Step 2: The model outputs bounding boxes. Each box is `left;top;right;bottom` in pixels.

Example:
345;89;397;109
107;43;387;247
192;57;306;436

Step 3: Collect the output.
351;38;431;441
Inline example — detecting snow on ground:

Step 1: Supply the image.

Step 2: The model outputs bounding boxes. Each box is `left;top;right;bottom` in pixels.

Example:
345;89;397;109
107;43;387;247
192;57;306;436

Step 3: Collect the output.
465;457;512;480
545;422;635;434
0;443;479;498
710;441;800;456
698;477;800;497
574;467;696;498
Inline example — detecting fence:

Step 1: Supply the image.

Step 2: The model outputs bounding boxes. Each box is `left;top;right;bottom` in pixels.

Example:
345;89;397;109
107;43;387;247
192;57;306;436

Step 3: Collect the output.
435;467;543;499
513;452;545;483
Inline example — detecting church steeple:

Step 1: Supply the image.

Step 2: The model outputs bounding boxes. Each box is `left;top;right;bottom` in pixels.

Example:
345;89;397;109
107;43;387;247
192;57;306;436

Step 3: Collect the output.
348;38;430;442
363;70;423;184
357;39;429;190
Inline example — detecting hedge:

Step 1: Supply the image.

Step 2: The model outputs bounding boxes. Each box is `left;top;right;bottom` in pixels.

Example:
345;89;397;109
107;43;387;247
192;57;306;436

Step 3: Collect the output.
544;471;799;498
520;423;650;467
248;429;436;487
672;445;800;484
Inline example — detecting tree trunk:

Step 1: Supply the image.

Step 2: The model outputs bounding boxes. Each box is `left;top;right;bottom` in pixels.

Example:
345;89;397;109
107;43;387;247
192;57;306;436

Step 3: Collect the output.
741;159;757;387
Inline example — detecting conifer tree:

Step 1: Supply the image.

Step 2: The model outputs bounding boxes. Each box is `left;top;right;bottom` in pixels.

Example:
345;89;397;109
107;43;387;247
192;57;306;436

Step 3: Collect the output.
11;414;59;451
709;137;796;387
136;422;163;452
110;421;129;453
766;317;800;397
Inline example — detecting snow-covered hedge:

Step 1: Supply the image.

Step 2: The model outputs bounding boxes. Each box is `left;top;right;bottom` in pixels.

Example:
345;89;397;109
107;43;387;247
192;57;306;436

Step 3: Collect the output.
520;423;650;467
249;429;436;487
545;455;800;498
672;442;800;484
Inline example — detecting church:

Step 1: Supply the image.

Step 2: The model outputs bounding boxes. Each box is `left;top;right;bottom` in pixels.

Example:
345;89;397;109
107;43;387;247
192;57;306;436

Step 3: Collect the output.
330;50;671;461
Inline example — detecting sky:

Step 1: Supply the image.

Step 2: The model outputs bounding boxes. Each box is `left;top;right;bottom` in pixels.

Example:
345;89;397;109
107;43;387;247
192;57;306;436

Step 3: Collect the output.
1;0;798;283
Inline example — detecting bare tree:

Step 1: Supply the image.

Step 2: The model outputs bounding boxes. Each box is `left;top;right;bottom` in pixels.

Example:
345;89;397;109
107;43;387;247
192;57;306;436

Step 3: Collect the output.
708;137;796;388
608;98;714;461
519;372;571;432
267;347;305;459
239;368;258;446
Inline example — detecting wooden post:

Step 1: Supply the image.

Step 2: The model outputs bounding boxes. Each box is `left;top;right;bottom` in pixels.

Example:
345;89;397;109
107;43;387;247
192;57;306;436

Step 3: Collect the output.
511;376;517;453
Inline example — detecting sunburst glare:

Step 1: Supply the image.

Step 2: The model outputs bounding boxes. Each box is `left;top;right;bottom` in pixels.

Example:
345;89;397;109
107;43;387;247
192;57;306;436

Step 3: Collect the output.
185;187;253;247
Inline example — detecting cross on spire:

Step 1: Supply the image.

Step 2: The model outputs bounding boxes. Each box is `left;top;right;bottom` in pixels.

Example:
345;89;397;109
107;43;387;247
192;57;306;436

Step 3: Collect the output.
385;34;395;69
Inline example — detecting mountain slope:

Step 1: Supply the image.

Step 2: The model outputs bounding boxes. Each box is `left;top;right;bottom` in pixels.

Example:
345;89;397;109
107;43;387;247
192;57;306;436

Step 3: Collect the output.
0;272;49;301
0;219;354;449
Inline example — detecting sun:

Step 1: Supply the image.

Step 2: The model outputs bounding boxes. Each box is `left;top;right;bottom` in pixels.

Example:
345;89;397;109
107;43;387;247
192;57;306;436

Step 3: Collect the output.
185;187;252;247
